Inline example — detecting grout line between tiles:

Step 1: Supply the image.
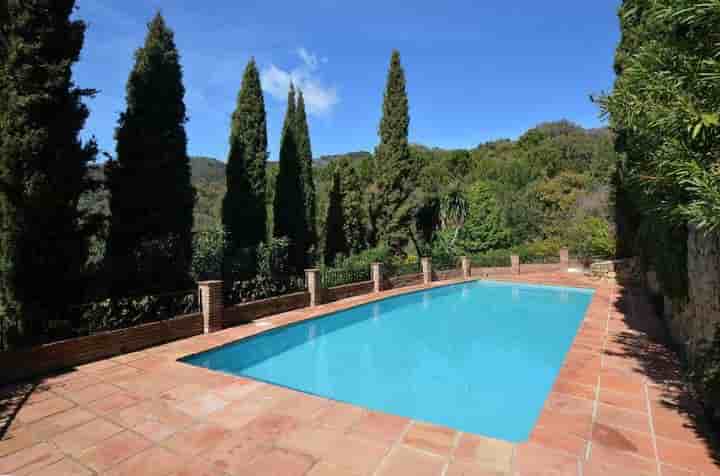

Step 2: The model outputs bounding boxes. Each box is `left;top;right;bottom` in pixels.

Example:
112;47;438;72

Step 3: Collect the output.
370;417;414;476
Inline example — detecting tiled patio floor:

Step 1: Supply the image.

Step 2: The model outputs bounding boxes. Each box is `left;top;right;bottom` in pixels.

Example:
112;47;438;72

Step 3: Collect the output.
1;273;718;475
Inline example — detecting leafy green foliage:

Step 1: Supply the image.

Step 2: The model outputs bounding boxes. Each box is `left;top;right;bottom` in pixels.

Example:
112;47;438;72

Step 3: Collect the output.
531;172;590;238
385;258;422;278
314;120;617;264
455;182;509;254
194;175;225;232
600;0;720;298
411;123;616;253
469;250;511;267
223;59;268;255
333;245;393;269
191;227;226;281
226;237;305;303
106;13;195;296
320;265;371;288
431;183;467;255
567;216;616;259
0;0;99;349
77;290;199;336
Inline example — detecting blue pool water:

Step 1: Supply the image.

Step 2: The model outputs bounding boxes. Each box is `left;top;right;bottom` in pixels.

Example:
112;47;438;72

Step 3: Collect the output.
182;281;593;441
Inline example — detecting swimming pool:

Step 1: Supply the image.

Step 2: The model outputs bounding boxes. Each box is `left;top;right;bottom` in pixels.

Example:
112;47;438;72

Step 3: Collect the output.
182;280;594;442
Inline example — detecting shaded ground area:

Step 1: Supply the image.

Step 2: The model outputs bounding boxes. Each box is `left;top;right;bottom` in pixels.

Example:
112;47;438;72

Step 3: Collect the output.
0;273;717;475
603;285;719;474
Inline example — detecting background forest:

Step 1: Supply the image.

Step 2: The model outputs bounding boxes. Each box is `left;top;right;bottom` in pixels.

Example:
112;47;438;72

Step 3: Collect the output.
191;121;615;260
84;119;618;273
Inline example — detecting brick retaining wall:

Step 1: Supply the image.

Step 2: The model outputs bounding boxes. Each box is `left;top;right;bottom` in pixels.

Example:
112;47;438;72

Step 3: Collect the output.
471;266;513;276
519;263;566;273
222;291;310;327
0;312;203;384
387;273;423;289
470;263;566;276
324;281;374;303
435;269;463;281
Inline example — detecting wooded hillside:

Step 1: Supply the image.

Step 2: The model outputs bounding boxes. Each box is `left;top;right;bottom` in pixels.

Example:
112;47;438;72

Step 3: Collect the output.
84;120;616;260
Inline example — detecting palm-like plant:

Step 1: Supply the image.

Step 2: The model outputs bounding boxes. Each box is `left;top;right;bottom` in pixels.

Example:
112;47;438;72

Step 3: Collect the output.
438;182;469;252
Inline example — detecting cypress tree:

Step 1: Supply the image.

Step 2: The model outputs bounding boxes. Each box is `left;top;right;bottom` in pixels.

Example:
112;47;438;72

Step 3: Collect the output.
222;59;268;256
0;0;99;348
294;90;317;264
273;84;307;272
324;171;348;266
106;13;195;295
373;50;414;254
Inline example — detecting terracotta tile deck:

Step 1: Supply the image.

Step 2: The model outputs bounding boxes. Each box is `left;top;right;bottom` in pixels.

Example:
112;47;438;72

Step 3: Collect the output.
1;272;719;475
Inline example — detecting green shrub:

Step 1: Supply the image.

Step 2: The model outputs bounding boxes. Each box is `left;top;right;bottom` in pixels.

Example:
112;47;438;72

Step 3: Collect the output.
225;237;304;303
227;274;305;303
566;216;616;259
470;250;511;267
334;246;394;269
513;240;563;261
191;227;227;281
75;291;200;336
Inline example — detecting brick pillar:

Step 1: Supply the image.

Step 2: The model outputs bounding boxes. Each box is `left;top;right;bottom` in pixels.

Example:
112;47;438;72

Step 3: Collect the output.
305;269;321;307
371;263;383;293
461;256;472;280
560;248;569;270
198;280;223;333
511;255;520;275
421;257;432;285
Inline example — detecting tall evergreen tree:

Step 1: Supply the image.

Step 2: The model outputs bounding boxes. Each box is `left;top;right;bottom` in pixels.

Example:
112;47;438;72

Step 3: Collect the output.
294;90;317;263
223;59;268;256
0;0;99;348
106;13;195;295
372;50;415;253
273;84;307;272
323;171;348;265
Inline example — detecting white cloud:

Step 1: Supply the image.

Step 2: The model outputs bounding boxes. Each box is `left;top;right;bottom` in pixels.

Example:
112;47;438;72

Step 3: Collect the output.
261;48;339;116
297;47;319;70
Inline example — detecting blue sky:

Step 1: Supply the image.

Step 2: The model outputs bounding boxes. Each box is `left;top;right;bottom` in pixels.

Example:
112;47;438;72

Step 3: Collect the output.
73;0;622;161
